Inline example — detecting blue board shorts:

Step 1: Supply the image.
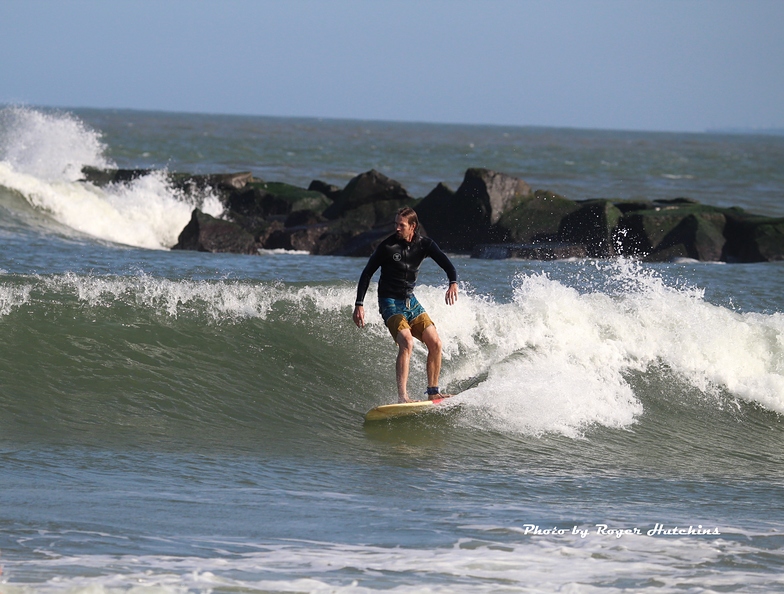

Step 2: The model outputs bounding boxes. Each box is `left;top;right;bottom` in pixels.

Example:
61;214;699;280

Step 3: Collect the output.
379;295;434;341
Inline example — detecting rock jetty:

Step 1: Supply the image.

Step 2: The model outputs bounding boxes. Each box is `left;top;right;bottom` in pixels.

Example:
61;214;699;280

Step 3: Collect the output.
80;166;784;262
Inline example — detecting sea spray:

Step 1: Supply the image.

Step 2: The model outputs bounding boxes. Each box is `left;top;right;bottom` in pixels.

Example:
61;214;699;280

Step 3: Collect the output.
0;282;31;316
435;272;644;436
0;106;111;181
0;107;224;249
419;261;784;435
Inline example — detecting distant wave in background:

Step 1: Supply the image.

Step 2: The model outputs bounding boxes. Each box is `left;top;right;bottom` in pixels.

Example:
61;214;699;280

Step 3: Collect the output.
0;107;223;248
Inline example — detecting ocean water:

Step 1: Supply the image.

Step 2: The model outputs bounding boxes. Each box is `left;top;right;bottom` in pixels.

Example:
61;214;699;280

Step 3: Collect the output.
1;106;784;593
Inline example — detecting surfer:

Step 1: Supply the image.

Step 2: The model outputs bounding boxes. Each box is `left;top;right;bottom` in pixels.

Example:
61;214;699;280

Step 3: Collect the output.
353;207;458;403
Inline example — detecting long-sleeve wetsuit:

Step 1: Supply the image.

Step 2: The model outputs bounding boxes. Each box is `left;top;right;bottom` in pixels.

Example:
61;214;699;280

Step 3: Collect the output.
355;234;457;306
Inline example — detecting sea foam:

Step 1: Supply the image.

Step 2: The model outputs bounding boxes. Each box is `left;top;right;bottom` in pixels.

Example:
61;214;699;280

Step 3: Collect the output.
0;107;224;249
414;261;784;435
0;106;111;182
0;530;775;594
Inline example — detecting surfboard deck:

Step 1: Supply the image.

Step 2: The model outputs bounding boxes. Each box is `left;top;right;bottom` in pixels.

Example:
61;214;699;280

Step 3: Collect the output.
364;397;452;422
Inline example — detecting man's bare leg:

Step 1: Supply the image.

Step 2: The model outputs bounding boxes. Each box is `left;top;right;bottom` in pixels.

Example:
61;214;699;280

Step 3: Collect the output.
395;329;415;403
421;325;446;396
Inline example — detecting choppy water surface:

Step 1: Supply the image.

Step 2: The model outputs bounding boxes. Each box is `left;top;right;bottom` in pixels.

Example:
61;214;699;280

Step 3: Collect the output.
1;106;783;592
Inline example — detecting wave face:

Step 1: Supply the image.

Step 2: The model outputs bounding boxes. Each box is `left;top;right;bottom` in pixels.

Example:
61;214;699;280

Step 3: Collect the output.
0;107;223;249
1;262;782;459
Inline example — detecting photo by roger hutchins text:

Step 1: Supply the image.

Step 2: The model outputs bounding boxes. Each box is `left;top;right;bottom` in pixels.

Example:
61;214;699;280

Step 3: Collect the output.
521;523;722;539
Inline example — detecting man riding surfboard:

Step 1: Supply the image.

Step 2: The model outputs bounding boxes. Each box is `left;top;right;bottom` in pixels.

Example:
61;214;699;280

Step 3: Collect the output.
353;207;458;403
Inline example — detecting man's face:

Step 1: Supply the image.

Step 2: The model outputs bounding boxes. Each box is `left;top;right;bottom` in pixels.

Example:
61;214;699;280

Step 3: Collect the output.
395;215;415;242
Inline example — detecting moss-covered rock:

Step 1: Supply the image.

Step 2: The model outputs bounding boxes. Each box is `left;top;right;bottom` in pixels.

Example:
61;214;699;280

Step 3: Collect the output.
240;180;332;214
494;190;581;245
617;203;728;261
645;212;726;262
557;200;624;257
724;211;784;262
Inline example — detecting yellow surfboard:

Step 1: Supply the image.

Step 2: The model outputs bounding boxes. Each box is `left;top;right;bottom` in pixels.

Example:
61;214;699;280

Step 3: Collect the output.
364;397;452;422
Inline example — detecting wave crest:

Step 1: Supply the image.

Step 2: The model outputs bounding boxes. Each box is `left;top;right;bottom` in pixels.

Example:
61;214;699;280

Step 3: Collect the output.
0;107;224;249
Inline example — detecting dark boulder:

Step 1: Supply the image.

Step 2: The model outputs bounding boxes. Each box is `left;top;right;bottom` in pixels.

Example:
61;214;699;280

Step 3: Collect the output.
289;225;331;252
259;208;329;253
169;171;253;195
228;185;285;218
262;222;330;253
256;181;332;213
80;166;153;186
417;169;532;252
463;168;533;225
284;209;326;227
616;204;727;262
723;211;784;262
411;182;454;239
308;179;342;201
558;199;624;257
329;224;396;258
647;212;726;262
306;209;394;257
309;230;352;256
224;180;332;240
493;190;580;245
172;209;257;254
323;169;416;221
227;180;331;218
300;169;418;256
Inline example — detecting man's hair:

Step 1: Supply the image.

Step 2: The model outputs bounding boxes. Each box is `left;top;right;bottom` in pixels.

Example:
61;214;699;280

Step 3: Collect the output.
397;207;419;233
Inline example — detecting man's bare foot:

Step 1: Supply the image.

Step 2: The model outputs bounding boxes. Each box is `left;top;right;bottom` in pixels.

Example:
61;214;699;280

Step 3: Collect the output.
428;393;453;401
398;395;413;403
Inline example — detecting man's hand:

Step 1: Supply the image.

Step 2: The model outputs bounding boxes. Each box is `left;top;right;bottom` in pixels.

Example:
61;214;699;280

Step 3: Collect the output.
445;283;458;306
353;305;365;328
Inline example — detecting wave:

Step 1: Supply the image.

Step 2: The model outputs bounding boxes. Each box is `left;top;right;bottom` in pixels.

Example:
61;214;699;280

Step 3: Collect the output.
0;107;223;249
456;262;784;436
1;265;782;447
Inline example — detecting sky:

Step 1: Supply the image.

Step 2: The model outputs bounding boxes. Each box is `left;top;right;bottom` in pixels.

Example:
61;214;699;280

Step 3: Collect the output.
1;0;783;133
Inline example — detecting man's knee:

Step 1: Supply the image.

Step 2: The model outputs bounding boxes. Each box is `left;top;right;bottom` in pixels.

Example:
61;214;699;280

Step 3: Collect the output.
423;327;442;352
397;331;415;353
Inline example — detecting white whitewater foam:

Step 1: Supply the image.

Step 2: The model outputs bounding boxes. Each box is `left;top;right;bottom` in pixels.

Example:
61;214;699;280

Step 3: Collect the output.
39;273;283;320
0;531;778;593
414;261;784;434
0;106;111;182
0;283;31;316
0;107;224;249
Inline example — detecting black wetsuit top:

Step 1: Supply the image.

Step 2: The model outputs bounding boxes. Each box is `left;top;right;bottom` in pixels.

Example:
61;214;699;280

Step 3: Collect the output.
355;234;457;306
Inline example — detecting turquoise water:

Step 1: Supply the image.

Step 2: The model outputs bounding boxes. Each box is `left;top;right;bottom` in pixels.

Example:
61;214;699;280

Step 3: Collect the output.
1;107;783;592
